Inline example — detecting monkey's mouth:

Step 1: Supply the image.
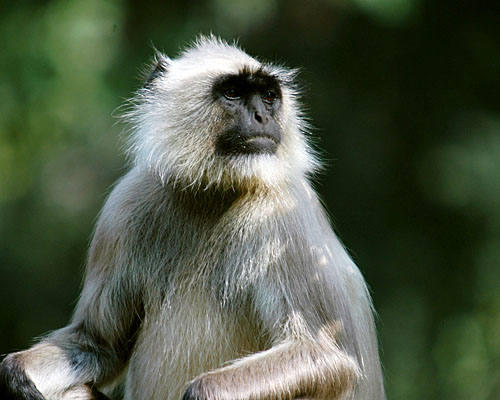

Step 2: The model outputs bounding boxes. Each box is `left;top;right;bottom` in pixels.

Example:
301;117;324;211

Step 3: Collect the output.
216;132;280;156
242;134;279;154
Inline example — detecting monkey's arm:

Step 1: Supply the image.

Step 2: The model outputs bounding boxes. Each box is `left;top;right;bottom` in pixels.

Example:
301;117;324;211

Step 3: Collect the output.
0;214;142;400
183;322;360;400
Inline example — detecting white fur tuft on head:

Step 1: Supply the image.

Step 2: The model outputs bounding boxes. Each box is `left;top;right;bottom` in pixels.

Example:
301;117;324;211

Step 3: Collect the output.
122;35;320;192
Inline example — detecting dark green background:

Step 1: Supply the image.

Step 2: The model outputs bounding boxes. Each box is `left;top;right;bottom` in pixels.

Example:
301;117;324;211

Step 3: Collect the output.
1;1;499;399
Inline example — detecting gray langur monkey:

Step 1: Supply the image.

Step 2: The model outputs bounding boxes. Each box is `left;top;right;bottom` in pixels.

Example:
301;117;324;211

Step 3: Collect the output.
0;36;385;400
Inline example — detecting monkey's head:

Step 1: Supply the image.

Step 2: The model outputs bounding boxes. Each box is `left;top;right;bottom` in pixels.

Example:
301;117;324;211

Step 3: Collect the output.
124;36;319;192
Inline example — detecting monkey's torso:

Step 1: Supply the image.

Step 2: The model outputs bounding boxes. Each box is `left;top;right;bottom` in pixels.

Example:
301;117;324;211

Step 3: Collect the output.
126;282;265;399
85;168;382;400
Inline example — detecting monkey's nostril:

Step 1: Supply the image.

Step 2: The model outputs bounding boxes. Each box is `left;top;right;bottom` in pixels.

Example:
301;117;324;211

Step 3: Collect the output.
254;112;263;123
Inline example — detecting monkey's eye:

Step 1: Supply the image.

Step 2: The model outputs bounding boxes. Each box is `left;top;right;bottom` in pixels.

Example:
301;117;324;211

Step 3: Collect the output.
223;87;241;100
262;90;278;104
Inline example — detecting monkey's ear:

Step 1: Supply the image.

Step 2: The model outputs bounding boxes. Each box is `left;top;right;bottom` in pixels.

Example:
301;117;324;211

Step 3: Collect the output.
145;50;170;85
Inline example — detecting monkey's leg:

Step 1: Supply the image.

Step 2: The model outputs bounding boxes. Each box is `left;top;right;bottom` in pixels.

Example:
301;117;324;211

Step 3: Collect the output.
0;334;117;400
0;361;112;400
0;206;145;400
183;324;360;400
0;270;140;399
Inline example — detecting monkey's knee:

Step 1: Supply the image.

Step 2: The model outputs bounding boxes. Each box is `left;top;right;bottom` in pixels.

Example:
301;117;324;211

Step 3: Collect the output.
0;353;45;400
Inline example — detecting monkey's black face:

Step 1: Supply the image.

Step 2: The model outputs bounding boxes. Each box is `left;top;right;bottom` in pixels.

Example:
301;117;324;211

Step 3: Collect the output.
212;70;282;156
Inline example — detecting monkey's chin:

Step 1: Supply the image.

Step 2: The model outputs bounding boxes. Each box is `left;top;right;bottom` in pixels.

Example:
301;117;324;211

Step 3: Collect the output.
215;153;289;192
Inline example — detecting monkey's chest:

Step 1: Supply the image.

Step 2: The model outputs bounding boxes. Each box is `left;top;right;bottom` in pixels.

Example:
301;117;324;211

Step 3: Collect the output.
123;289;264;400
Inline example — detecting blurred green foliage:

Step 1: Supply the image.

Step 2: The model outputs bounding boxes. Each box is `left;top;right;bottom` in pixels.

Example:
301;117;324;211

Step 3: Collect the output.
1;0;499;398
